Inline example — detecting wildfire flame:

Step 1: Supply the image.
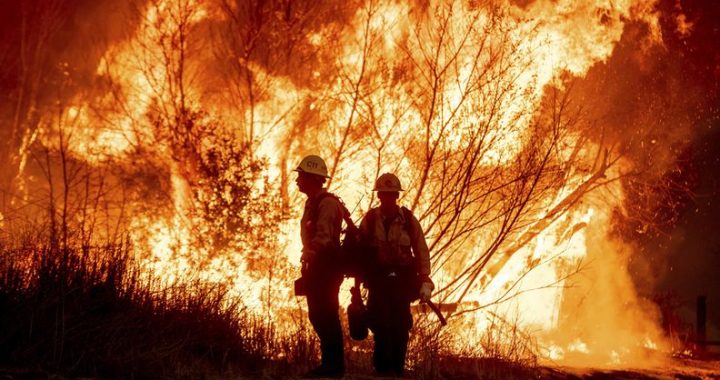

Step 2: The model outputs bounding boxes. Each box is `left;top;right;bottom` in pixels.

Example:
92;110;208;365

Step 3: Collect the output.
23;0;694;368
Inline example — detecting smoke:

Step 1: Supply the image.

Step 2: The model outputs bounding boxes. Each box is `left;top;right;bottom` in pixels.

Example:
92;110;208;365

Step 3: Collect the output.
0;0;143;110
0;0;145;193
646;0;720;348
564;0;720;351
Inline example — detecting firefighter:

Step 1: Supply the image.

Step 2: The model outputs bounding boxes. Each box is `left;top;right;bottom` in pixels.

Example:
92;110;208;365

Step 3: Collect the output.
359;173;434;377
295;155;345;378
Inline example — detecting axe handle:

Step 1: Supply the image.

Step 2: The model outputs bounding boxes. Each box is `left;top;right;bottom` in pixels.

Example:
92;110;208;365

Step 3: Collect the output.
424;300;447;326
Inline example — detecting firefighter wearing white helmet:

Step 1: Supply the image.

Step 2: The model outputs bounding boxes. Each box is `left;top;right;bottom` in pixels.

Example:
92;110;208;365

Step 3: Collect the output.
359;172;434;377
294;154;345;378
373;172;404;192
295;154;331;178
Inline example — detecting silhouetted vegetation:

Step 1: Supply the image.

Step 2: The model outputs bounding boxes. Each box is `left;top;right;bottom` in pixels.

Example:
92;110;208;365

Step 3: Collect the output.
0;235;545;379
0;238;319;379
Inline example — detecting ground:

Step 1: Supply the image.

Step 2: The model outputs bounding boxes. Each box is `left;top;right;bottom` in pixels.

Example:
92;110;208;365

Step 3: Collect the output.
0;358;718;379
545;358;720;380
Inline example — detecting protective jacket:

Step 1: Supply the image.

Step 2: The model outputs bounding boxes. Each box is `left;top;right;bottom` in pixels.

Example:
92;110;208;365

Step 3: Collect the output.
359;206;431;277
300;189;343;260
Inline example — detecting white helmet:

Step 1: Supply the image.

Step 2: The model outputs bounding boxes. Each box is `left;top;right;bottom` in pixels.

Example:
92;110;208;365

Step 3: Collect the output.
373;173;403;192
294;155;330;178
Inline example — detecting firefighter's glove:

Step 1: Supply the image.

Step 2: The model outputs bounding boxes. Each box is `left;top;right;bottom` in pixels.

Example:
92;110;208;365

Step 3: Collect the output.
419;281;434;303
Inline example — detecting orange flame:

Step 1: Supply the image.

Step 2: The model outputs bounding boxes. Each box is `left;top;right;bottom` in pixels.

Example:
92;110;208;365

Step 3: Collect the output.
55;0;676;368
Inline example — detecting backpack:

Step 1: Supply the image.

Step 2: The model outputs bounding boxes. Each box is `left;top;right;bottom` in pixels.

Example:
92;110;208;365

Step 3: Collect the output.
308;194;418;285
308;192;363;277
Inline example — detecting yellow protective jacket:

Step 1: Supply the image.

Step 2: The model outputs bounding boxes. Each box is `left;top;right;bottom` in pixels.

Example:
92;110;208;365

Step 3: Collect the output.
358;206;431;278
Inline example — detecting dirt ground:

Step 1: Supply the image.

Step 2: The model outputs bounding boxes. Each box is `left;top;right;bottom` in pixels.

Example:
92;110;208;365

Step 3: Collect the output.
1;358;718;379
542;358;720;379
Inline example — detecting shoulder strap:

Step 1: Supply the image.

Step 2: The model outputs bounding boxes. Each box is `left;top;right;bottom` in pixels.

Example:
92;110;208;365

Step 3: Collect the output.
312;192;357;232
401;207;422;268
401;206;415;240
366;208;377;238
309;192;333;226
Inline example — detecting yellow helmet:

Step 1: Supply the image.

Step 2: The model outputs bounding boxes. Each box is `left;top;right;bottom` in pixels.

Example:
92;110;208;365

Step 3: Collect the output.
373;173;403;192
294;155;330;178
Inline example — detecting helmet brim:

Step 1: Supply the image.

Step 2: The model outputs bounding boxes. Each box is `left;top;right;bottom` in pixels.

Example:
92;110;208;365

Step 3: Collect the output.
294;167;331;178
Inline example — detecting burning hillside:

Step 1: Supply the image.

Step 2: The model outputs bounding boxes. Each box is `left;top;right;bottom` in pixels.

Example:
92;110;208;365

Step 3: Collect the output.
1;0;719;374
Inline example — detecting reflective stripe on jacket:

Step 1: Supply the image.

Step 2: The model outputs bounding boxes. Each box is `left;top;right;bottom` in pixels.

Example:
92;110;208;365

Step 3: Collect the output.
359;207;431;277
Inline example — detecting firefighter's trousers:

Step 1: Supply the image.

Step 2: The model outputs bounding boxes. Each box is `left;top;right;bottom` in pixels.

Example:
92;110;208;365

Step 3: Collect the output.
306;267;344;370
367;272;414;376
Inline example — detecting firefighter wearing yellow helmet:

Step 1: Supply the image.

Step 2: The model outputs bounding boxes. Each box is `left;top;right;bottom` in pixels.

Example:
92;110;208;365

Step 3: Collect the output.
294;154;345;378
359;172;434;377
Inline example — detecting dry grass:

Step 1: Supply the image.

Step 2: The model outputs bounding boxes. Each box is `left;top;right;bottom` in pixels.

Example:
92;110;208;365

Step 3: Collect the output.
0;237;542;379
0;238;317;378
404;312;540;379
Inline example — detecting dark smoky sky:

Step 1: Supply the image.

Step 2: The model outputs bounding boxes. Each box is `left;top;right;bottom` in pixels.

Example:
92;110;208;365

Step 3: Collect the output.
0;0;141;97
0;0;143;163
574;0;720;337
638;0;720;336
660;109;720;336
527;0;720;342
